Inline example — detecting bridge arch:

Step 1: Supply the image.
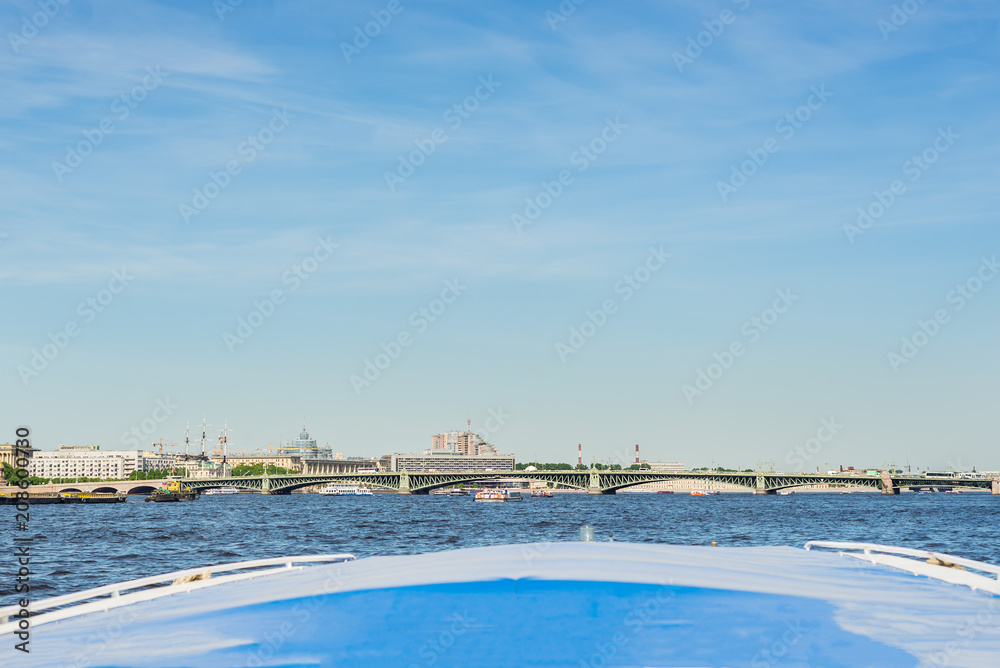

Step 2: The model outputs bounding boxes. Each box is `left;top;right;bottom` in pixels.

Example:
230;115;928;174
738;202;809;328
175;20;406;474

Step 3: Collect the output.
91;486;119;494
57;487;83;493
126;485;158;495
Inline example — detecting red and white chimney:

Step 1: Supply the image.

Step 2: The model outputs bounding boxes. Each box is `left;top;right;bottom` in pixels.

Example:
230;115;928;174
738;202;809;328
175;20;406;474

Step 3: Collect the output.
578;444;582;467
635;443;639;464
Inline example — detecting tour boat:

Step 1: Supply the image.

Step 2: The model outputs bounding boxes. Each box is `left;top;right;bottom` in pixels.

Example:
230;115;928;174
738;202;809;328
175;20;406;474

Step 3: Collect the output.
5;540;999;667
473;489;522;502
319;484;373;496
530;490;554;497
202;486;239;495
690;490;717;496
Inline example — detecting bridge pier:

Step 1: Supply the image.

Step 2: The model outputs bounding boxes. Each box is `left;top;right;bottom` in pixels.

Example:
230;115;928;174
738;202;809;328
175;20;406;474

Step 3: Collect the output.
880;472;899;495
992;478;999;495
754;472;773;495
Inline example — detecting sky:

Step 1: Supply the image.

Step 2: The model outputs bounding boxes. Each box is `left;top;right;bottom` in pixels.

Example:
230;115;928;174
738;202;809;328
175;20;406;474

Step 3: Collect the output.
2;0;998;471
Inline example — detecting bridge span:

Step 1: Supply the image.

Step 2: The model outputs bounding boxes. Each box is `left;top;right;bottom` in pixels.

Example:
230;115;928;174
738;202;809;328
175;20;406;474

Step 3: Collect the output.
5;471;997;496
176;470;1000;496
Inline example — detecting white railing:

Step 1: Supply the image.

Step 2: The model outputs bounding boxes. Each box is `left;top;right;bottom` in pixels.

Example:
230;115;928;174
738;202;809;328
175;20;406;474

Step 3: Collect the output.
0;554;354;630
805;540;1000;593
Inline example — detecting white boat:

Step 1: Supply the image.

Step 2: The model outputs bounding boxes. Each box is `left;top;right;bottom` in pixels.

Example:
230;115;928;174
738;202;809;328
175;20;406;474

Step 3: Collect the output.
7;540;1000;666
202;486;239;495
319;484;373;496
473;489;522;502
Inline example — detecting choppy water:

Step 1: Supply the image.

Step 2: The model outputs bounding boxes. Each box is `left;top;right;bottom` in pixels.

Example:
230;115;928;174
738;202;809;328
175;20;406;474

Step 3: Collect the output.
3;491;999;599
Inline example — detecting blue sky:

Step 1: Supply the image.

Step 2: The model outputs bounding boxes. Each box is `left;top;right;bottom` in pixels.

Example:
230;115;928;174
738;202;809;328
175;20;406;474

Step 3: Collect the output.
2;0;998;471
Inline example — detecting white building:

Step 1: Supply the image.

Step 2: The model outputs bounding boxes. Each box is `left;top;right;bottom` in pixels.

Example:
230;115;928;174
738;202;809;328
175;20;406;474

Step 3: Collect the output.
186;460;232;479
647;461;684;472
28;445;180;480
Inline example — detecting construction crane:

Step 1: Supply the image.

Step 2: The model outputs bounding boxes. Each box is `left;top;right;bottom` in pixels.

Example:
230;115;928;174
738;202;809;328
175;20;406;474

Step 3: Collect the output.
152;438;187;455
150;424;208;463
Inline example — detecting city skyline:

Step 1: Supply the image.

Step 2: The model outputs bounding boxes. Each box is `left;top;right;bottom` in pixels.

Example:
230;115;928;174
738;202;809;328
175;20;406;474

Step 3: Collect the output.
5;416;983;474
3;1;998;471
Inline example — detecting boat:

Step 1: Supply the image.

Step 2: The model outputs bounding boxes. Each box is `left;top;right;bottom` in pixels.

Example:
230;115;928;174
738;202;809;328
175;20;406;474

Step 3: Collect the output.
778;490;795;495
144;480;199;502
7;539;1000;666
202;486;239;495
432;488;466;496
689;490;717;496
474;489;522;502
0;491;127;505
656;490;674;494
319;484;373;496
530;490;554;498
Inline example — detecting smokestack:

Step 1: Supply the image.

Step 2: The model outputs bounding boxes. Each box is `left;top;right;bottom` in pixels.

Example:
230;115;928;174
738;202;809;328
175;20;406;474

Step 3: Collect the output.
578;444;582;467
635;443;639;464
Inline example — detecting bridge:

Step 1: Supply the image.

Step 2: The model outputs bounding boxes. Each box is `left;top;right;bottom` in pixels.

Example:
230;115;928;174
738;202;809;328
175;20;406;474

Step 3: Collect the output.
6;471;998;496
176;470;1000;496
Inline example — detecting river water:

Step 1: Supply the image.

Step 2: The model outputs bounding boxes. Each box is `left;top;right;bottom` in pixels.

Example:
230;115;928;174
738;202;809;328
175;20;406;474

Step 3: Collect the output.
4;491;999;599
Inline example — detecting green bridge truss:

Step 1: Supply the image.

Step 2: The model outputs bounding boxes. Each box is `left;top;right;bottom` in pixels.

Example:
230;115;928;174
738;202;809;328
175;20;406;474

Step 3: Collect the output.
182;470;999;495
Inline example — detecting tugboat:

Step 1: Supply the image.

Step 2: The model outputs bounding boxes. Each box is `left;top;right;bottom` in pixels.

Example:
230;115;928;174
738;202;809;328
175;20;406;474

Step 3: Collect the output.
145;480;199;502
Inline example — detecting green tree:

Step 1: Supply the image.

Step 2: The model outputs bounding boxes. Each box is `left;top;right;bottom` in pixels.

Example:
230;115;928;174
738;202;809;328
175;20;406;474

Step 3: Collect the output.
232;463;291;477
